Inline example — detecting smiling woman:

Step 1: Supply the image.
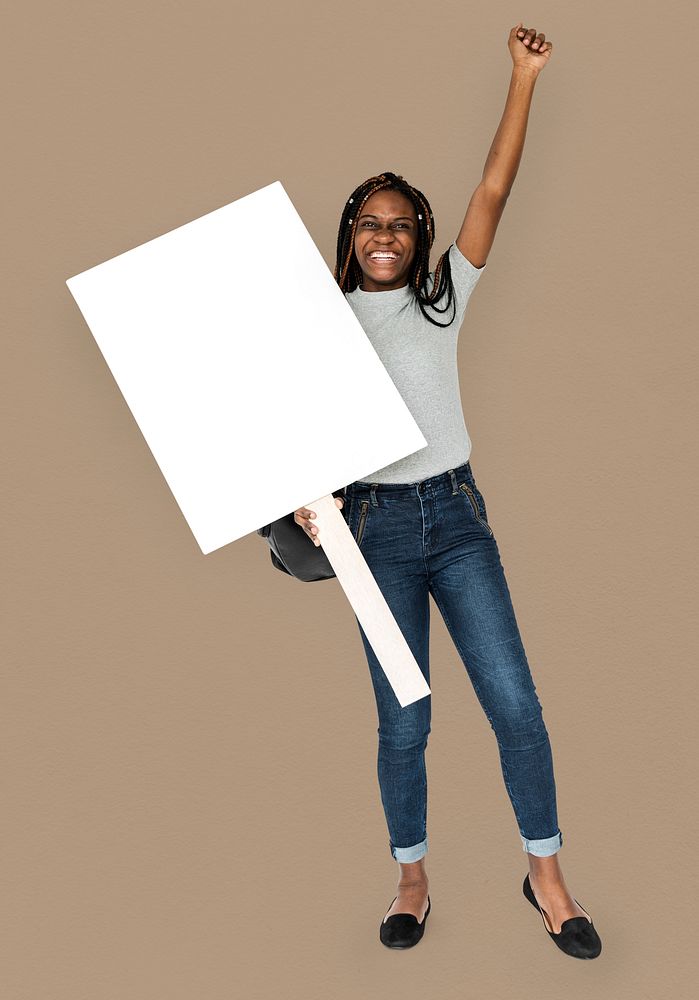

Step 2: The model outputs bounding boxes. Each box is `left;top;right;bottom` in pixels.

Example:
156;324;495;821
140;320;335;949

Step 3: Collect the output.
353;192;418;292
292;22;602;961
333;172;459;326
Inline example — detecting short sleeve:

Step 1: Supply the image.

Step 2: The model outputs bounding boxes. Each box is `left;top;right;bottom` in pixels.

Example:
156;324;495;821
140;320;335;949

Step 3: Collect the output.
447;241;485;326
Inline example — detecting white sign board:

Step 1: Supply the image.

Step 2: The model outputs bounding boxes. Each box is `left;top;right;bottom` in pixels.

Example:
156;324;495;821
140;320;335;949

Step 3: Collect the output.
65;181;427;554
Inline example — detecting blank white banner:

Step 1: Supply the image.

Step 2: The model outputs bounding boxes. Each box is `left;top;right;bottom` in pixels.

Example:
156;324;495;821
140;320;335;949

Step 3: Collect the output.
66;181;427;554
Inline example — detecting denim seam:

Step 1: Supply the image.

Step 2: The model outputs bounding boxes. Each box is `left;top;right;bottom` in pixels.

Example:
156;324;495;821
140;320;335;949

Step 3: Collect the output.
416;485;430;577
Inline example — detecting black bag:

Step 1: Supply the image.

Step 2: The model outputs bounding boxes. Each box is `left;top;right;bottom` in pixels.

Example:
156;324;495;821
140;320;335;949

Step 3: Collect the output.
256;490;347;582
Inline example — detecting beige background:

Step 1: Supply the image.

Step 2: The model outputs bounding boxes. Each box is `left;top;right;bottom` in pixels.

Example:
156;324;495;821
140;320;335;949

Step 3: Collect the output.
3;1;697;997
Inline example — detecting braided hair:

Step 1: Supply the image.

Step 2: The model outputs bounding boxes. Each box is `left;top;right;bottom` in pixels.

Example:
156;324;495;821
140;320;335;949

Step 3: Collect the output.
333;171;457;329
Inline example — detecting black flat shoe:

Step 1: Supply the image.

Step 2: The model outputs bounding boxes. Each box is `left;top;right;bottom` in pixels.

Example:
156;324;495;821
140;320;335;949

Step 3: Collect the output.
379;894;431;949
523;873;602;959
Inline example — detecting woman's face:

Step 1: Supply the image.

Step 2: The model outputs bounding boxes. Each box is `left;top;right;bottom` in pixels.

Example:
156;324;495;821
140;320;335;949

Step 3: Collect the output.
352;189;419;291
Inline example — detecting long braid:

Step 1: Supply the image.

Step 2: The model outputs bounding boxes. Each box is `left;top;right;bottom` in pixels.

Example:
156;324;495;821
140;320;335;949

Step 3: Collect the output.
333;171;457;329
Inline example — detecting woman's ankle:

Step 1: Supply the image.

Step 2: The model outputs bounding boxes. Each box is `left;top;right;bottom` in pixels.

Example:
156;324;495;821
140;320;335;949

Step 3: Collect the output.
397;858;429;885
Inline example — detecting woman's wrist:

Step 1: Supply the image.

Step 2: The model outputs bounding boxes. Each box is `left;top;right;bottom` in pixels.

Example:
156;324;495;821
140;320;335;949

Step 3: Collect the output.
511;64;540;86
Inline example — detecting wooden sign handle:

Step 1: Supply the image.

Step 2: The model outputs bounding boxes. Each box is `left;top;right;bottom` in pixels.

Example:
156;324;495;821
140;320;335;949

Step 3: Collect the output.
305;494;431;708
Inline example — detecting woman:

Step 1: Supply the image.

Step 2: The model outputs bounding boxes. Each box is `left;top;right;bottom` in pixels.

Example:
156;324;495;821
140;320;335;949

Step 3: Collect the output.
295;23;601;960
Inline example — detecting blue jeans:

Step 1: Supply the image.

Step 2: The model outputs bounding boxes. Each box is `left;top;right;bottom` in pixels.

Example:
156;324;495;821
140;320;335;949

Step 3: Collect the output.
342;460;563;861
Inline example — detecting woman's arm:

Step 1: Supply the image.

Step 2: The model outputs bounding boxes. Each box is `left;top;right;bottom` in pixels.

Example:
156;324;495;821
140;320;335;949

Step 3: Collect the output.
456;23;553;269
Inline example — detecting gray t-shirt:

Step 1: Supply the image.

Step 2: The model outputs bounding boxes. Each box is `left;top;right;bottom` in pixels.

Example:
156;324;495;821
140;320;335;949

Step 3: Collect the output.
345;241;486;483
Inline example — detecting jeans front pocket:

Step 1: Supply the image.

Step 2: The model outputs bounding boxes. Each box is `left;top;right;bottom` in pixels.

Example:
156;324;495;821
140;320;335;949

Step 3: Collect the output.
459;482;494;536
355;499;370;547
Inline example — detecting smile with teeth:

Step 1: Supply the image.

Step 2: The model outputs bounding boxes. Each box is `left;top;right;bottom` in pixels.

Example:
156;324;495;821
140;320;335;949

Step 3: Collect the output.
368;251;399;262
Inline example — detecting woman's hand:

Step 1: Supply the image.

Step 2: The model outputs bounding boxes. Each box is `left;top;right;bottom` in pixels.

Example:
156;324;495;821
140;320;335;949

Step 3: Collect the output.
294;497;344;547
508;22;553;77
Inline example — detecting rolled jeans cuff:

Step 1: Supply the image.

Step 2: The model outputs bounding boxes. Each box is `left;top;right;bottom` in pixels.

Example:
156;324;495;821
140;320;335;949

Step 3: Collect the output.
391;836;428;862
520;830;563;856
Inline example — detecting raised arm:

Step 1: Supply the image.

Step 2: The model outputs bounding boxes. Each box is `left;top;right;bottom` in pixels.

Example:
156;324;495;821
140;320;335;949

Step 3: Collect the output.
456;22;553;270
